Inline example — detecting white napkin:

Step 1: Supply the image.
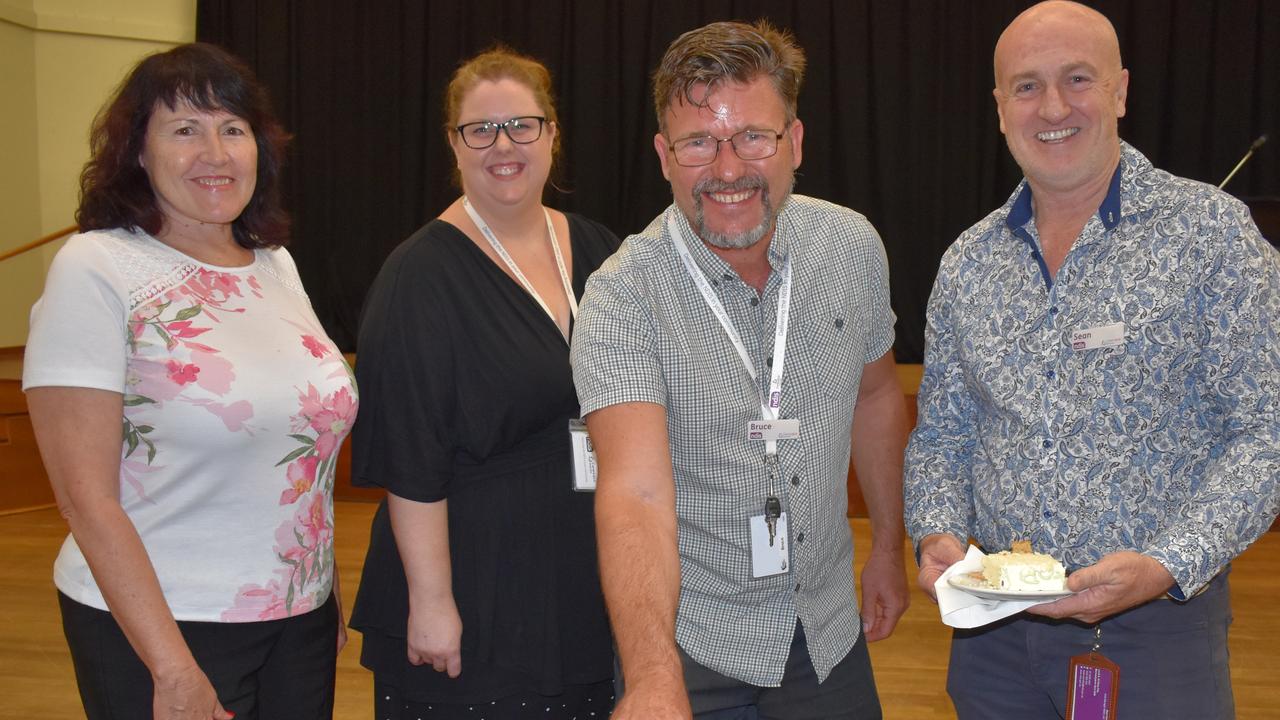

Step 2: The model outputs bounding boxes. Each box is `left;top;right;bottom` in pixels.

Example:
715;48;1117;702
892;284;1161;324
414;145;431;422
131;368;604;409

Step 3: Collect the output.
935;545;1060;629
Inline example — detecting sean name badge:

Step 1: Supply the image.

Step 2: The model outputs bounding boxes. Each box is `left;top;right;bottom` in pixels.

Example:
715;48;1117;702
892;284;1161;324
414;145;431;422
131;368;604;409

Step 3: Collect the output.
1071;322;1125;351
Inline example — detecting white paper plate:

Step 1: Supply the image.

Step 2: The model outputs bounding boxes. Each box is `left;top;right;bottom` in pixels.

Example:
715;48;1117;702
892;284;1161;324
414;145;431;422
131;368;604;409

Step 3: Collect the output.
948;572;1073;601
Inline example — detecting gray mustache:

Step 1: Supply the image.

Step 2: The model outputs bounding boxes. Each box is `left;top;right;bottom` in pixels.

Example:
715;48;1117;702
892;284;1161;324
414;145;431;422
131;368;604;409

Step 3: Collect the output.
692;176;767;195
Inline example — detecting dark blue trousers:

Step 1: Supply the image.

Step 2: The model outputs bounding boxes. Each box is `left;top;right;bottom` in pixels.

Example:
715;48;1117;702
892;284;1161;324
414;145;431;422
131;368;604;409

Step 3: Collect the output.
678;622;882;720
947;571;1234;720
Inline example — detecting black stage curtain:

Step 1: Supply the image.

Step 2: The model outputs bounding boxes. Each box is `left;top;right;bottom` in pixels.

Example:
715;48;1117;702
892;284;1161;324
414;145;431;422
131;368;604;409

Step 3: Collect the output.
196;1;1280;361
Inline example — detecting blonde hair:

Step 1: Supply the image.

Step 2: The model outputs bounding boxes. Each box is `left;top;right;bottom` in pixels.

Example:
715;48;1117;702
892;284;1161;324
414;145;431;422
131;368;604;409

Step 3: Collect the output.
444;46;561;162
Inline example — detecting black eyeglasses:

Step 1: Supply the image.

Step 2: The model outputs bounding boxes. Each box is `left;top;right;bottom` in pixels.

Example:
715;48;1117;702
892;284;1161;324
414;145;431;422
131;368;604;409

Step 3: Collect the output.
666;127;786;167
455;116;548;149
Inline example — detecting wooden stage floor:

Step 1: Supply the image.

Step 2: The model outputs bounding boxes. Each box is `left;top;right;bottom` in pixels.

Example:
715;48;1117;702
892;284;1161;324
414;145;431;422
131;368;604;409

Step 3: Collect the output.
1;502;1277;719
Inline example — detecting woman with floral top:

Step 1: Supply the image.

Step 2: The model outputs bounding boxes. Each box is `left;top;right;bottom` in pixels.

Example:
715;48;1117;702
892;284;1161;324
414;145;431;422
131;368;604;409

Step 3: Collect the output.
23;43;355;720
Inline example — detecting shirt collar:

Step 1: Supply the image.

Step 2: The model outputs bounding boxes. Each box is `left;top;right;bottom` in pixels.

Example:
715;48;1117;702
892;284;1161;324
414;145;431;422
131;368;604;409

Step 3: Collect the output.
665;202;792;283
1004;145;1128;233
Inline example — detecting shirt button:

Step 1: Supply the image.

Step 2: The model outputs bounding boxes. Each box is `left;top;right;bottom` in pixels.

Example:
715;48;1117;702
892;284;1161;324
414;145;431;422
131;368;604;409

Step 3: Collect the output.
1050;306;1059;315
766;356;773;367
790;475;800;486
1043;510;1055;519
1046;369;1055;379
797;532;806;543
795;583;801;592
1042;439;1053;448
834;318;844;329
723;273;734;282
750;297;760;307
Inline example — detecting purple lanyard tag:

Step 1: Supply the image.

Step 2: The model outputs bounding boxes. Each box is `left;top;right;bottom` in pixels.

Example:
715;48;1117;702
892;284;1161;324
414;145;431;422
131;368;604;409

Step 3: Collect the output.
1066;652;1120;720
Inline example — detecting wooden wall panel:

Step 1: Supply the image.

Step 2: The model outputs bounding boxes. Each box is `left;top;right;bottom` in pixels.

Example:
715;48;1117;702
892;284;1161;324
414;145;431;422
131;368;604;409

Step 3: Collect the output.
846;364;921;518
0;380;55;513
1;377;380;509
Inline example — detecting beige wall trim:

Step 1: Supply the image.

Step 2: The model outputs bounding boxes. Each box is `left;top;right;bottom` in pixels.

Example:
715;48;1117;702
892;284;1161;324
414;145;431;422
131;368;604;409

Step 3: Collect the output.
0;2;193;44
0;1;34;28
0;224;77;264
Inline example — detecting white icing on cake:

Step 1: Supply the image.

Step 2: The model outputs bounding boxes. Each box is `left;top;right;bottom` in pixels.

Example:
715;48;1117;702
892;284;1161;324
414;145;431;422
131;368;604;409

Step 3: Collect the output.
981;551;1066;592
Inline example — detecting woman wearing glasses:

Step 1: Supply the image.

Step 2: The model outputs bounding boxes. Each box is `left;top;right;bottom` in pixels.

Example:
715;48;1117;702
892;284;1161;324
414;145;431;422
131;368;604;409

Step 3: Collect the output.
349;47;618;719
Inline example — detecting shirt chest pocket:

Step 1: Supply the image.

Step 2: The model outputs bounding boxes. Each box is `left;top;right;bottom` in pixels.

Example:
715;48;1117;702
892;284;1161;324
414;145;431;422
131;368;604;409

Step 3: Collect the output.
793;305;865;404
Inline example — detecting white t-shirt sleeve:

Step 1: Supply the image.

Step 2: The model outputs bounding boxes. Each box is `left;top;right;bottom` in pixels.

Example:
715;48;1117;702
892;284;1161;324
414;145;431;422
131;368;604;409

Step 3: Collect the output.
23;233;130;393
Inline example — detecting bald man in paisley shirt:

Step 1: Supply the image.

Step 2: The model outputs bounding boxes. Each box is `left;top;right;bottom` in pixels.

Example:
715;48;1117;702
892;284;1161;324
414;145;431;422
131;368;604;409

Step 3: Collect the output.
905;2;1280;718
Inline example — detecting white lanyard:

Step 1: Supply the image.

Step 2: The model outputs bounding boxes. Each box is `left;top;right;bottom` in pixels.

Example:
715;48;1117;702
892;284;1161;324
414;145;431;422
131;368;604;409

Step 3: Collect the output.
463;197;578;336
666;212;793;455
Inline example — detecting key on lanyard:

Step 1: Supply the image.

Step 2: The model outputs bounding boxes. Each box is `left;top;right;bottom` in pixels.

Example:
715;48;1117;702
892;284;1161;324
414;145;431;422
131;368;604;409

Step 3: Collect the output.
765;496;782;546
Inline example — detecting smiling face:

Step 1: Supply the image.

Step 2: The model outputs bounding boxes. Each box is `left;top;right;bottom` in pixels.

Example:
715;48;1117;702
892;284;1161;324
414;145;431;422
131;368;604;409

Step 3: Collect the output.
993;1;1128;197
654;76;803;250
449;78;556;211
139;99;258;239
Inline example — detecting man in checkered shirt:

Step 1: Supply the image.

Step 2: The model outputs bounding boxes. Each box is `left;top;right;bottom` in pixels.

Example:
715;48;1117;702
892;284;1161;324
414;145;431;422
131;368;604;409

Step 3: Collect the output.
571;20;910;720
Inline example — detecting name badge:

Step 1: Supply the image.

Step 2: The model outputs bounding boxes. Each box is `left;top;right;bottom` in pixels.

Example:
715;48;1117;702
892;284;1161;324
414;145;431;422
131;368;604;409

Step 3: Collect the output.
568;419;596;492
747;419;800;442
1065;652;1120;720
749;512;789;577
1071;322;1125;351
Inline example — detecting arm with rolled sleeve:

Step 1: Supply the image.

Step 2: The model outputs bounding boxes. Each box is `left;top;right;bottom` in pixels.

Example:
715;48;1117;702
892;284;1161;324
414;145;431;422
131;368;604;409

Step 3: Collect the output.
1145;203;1280;597
1032;202;1280;624
844;225;909;638
903;246;980;595
904;247;980;542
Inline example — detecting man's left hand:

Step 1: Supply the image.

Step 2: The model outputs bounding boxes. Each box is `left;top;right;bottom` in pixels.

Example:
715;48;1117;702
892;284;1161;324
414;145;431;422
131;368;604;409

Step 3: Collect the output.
859;546;910;641
1025;551;1175;624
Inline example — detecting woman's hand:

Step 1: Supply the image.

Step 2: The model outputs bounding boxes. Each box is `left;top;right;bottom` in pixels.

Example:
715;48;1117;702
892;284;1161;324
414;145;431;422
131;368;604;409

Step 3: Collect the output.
387;494;461;677
336;616;349;656
406;597;463;677
152;662;233;719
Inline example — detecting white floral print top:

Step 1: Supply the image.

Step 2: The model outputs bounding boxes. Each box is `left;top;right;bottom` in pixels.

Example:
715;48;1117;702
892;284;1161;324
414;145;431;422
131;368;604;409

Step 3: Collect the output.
24;228;357;622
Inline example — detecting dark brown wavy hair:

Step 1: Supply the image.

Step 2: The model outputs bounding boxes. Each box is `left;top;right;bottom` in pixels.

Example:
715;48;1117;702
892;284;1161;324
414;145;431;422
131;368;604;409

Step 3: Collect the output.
652;20;806;134
76;42;291;249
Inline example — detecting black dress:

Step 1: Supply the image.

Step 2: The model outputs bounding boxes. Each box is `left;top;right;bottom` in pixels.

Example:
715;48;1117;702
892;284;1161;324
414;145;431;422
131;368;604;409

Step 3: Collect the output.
349;214;620;709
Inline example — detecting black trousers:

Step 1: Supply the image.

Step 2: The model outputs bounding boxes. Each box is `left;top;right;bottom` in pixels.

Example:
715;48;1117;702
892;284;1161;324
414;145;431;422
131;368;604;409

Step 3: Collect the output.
59;590;338;720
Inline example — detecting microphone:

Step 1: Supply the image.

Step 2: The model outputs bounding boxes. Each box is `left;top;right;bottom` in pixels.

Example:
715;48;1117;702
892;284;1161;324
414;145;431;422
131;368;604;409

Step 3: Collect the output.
1219;134;1269;190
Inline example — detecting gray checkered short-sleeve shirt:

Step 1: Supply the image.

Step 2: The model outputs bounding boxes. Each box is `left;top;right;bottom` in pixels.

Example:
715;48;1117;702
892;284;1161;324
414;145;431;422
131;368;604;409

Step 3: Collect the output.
571;195;895;686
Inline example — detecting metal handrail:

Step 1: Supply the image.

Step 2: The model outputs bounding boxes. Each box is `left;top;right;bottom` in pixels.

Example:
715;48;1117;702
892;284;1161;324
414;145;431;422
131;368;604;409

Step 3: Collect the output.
0;225;78;264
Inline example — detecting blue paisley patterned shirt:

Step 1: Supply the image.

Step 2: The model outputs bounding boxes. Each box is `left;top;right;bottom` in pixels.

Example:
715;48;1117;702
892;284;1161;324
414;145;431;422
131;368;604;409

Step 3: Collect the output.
905;143;1280;597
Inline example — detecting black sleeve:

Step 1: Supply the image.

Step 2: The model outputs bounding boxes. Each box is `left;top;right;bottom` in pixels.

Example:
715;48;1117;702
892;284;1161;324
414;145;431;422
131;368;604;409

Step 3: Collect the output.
567;213;623;292
350;227;457;501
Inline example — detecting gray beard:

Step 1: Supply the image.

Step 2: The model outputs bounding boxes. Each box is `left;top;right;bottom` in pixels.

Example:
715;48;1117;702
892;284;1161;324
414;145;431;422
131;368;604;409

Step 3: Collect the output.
691;175;789;249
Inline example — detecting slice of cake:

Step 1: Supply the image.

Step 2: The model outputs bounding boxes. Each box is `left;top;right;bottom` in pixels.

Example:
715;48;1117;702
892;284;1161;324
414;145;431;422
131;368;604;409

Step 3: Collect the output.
981;541;1066;592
